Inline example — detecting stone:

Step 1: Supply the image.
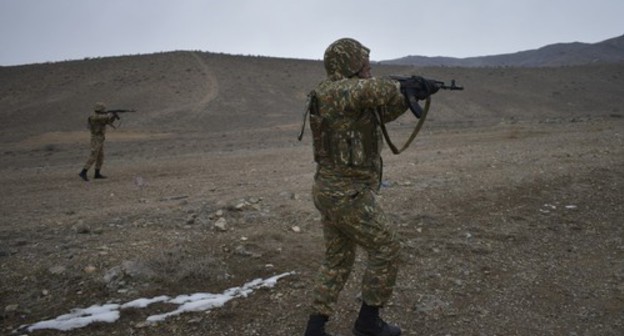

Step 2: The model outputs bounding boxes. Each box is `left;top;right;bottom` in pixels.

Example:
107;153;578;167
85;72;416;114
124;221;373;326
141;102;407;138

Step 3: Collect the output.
214;217;228;231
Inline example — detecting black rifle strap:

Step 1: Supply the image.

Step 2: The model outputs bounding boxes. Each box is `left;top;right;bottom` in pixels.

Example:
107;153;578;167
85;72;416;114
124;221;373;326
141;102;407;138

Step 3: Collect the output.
297;91;316;141
375;97;431;155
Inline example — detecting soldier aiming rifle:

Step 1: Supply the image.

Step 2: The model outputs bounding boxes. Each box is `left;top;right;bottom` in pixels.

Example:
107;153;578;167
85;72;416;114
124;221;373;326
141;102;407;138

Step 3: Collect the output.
299;38;463;336
78;102;136;181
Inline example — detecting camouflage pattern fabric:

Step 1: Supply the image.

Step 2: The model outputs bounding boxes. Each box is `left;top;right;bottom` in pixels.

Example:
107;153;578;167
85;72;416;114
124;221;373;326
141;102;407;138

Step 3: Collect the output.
311;183;400;316
310;77;408;189
323;38;370;81
83;111;115;170
308;38;409;317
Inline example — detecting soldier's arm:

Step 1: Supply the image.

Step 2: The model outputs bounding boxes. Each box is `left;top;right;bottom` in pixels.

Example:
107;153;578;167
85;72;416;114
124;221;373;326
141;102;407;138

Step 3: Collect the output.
346;78;408;122
91;113;116;124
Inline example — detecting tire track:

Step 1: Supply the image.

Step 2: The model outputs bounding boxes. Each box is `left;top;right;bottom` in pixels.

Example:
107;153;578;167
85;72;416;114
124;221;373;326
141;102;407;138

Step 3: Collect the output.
189;51;219;113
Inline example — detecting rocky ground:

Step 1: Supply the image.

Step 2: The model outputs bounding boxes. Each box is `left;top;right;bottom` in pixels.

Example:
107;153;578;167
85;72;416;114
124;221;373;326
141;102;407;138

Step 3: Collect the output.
1;114;622;335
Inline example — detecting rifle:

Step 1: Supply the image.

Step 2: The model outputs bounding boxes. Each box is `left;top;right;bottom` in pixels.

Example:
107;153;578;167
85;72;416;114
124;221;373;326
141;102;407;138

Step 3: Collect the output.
104;109;137;121
376;76;463;154
390;75;463;118
96;108;136;128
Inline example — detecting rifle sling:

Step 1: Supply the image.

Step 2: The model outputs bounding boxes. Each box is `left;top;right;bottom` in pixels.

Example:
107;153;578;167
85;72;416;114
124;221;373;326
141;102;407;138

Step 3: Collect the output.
297;92;314;141
376;97;431;155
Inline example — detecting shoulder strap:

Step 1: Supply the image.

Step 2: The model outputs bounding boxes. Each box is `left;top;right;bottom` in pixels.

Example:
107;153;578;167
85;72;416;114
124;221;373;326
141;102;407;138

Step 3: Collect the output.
375;97;431;154
297;91;316;141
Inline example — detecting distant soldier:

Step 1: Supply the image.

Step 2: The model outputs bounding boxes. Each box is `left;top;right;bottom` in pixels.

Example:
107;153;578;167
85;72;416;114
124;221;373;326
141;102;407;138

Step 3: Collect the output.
78;102;116;181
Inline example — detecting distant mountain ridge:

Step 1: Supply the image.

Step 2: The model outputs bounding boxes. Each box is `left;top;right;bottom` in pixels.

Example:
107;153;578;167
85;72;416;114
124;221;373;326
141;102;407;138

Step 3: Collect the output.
381;34;624;67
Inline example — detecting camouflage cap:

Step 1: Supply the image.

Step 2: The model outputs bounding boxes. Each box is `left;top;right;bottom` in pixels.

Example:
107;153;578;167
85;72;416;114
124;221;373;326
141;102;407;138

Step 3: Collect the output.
94;102;107;112
324;38;370;80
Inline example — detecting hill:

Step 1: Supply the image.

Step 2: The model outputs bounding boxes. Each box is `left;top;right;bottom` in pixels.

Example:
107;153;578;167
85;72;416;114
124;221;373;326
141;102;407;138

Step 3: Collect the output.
1;50;623;146
382;34;624;67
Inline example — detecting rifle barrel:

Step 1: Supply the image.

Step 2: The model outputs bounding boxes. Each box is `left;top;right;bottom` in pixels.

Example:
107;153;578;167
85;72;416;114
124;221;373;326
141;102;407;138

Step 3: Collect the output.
108;109;136;113
438;80;464;90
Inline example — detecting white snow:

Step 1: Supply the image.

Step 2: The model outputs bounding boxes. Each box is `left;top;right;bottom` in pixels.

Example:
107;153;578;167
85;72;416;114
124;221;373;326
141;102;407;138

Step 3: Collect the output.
27;304;121;332
22;272;293;333
121;295;171;309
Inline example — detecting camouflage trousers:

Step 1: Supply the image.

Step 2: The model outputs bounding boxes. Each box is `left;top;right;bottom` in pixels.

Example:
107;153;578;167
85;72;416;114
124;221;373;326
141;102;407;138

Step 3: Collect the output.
83;135;105;170
310;183;400;317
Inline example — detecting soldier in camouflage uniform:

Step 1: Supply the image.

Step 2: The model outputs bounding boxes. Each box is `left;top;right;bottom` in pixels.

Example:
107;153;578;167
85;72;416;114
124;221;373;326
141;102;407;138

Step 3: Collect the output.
78;102;117;181
302;38;439;336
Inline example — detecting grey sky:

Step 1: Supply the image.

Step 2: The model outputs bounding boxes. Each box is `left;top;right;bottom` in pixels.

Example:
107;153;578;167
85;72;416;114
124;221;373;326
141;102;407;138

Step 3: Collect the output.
1;0;623;66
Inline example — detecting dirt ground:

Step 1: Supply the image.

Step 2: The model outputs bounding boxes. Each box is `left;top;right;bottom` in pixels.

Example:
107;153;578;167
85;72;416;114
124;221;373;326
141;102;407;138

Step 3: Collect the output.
1;113;622;335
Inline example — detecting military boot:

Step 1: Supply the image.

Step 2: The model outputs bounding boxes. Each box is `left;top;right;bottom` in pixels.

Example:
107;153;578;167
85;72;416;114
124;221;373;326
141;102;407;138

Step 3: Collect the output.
79;169;89;181
352;303;401;336
94;169;107;179
304;314;332;336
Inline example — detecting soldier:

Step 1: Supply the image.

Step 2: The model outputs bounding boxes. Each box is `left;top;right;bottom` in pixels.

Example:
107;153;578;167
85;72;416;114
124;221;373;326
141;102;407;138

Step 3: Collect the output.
302;38;439;336
78;102;117;181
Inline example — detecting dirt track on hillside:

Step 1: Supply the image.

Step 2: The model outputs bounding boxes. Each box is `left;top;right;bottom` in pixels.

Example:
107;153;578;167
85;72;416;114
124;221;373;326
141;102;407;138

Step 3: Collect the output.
1;114;623;335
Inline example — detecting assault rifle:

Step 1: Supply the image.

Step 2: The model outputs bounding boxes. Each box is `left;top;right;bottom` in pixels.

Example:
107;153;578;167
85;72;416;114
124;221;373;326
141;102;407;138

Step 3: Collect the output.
96;108;136;128
373;76;464;154
390;75;463;118
102;108;137;121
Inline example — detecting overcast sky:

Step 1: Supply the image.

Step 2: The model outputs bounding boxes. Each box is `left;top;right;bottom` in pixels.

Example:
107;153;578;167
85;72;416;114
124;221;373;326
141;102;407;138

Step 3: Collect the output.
1;0;623;66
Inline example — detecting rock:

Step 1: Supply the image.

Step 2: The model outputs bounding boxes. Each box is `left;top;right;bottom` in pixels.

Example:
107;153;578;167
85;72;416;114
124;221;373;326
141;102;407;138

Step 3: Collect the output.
74;220;91;234
135;321;153;328
48;265;66;275
280;191;298;200
291;226;301;233
5;304;19;313
103;266;123;283
188;317;203;324
84;265;97;273
122;260;155;279
234;245;252;257
214;217;228;231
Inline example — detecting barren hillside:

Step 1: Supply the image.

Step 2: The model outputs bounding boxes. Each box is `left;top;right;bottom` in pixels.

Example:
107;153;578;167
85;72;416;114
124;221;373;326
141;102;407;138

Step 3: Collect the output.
1;51;623;143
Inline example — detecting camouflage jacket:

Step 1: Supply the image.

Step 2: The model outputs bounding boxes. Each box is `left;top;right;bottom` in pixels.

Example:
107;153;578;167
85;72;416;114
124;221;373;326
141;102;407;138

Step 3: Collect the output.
88;112;115;137
309;76;408;192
